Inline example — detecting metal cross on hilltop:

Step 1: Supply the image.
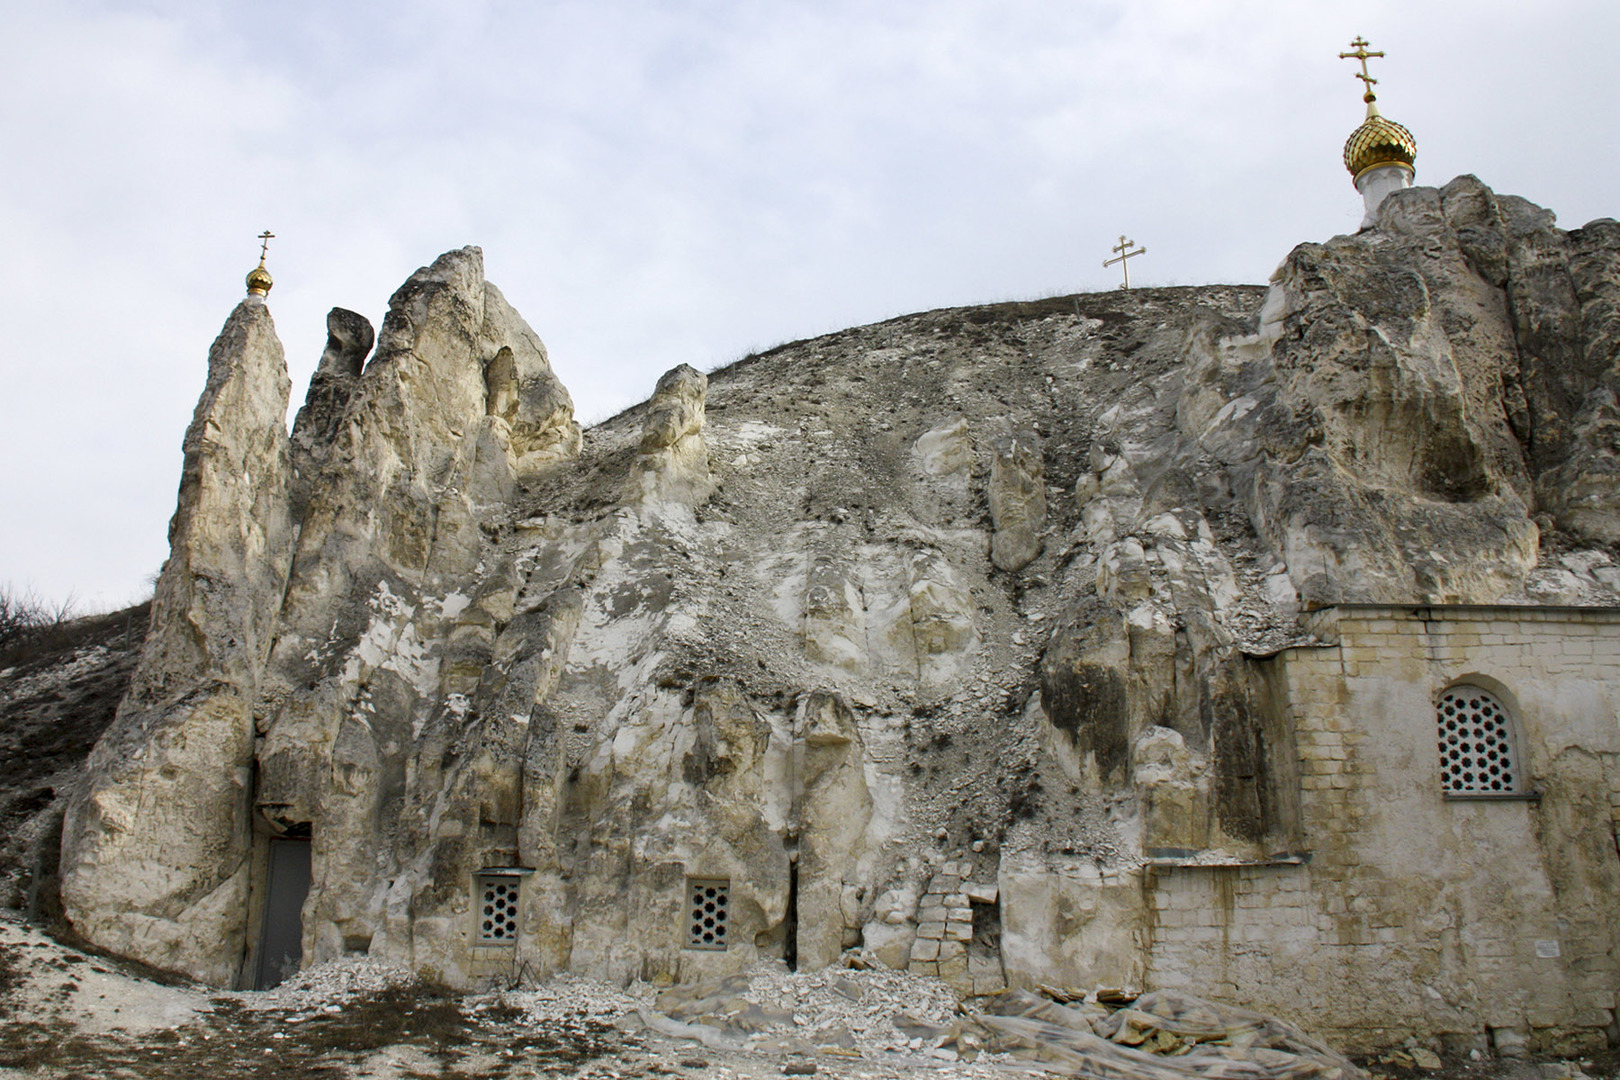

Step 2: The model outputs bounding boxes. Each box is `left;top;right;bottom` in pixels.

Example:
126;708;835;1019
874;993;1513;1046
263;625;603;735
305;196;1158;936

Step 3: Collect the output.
256;229;275;262
1103;235;1146;290
1339;36;1384;103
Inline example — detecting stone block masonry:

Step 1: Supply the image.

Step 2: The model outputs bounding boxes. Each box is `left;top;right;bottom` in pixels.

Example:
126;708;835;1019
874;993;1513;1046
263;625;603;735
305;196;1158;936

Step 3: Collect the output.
1188;604;1620;1052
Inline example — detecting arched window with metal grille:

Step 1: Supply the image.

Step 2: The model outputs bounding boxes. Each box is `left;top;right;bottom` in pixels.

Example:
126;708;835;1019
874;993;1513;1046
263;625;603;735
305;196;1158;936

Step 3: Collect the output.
1436;684;1521;795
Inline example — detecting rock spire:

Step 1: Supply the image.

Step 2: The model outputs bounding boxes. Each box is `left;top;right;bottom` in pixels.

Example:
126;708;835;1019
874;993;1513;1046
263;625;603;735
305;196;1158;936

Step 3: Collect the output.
59;297;296;984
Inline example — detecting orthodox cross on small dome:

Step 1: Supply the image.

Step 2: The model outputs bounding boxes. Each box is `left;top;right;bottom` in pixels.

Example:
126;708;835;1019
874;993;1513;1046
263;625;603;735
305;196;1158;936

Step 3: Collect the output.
1103;235;1146;290
1339;36;1385;105
1337;36;1416;228
246;229;276;297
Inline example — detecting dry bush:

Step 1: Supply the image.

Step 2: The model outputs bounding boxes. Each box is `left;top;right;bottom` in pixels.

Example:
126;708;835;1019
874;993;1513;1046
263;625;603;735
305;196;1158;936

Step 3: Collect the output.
0;586;78;666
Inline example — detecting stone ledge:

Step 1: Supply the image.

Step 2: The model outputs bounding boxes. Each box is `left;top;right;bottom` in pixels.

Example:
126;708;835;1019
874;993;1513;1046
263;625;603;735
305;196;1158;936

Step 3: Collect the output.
1442;790;1542;803
1145;851;1312;870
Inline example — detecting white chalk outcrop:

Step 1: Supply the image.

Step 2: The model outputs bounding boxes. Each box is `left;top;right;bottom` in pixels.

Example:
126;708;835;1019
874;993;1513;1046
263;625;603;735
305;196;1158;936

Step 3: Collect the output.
51;181;1620;1052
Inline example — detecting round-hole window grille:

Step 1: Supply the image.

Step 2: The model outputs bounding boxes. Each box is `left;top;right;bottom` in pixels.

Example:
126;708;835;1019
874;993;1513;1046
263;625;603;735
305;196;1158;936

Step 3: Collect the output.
686;879;730;950
477;875;520;944
1436;686;1518;795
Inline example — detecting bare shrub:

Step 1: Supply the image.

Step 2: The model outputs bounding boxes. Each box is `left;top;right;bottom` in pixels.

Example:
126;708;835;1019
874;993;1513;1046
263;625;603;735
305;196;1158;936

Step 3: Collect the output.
0;585;78;665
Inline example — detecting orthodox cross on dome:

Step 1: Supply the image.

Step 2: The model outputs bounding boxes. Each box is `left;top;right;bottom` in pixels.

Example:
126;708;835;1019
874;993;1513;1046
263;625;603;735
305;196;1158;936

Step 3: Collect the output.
245;229;276;298
1103;235;1146;290
1339;36;1385;105
1336;35;1416;228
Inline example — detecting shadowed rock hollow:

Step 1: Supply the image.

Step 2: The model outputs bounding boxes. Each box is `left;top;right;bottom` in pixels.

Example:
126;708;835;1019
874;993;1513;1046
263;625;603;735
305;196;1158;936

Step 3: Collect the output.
46;178;1620;1051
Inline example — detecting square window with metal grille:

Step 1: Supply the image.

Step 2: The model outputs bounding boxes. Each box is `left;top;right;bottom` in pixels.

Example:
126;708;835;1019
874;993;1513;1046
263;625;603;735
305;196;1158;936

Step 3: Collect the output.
1437;686;1519;794
686;879;730;950
476;875;520;944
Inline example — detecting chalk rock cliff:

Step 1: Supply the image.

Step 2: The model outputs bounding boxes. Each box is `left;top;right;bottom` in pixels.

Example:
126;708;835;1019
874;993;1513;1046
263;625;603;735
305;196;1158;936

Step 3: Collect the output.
56;180;1620;999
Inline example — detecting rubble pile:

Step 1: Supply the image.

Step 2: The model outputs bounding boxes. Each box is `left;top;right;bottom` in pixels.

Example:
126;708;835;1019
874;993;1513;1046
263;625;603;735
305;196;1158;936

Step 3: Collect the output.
617;960;1364;1078
640;963;967;1059
246;955;423;1009
510;971;656;1023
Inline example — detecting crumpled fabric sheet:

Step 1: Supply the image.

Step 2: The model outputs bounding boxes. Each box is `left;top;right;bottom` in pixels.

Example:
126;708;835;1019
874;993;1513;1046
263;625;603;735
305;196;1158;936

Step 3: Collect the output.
977;990;1362;1080
636;1008;751;1051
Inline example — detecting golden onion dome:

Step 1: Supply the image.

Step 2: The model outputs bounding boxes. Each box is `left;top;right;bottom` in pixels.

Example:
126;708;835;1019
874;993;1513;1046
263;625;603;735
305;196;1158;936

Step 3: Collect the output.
246;230;276;296
245;259;274;297
1343;101;1417;181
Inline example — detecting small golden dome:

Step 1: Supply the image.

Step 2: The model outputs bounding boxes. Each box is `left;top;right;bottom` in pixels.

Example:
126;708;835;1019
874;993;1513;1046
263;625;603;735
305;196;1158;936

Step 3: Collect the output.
1343;102;1417;181
246;259;274;297
246;230;276;297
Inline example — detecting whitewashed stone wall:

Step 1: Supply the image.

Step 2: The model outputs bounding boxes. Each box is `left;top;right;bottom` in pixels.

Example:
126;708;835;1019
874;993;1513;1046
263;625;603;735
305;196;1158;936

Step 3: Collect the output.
1147;863;1314;1002
1141;605;1620;1053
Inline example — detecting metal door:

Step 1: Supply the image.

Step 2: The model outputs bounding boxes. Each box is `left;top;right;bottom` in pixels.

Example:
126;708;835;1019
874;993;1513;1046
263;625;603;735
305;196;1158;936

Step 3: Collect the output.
254;837;311;990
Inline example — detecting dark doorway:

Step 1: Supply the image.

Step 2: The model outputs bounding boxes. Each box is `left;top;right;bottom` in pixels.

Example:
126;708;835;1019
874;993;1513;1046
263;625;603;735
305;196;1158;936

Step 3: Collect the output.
254;836;311;990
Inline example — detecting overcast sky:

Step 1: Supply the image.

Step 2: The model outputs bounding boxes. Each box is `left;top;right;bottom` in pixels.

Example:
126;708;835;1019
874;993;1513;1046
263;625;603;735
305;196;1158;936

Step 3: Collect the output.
3;0;1617;610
